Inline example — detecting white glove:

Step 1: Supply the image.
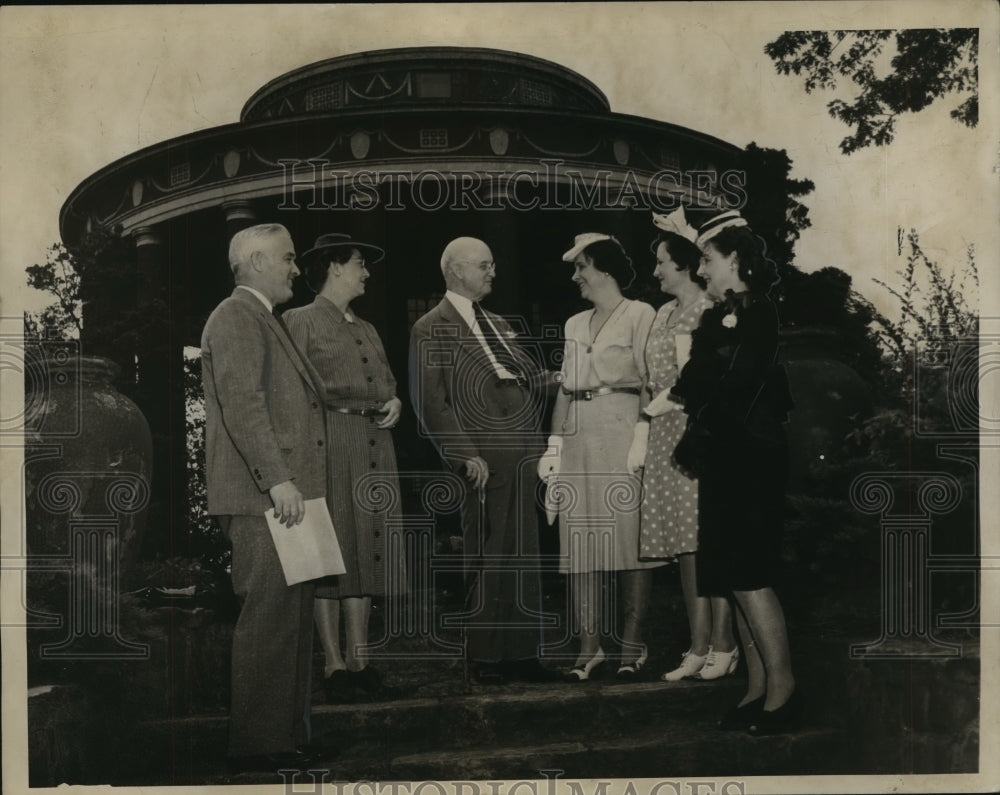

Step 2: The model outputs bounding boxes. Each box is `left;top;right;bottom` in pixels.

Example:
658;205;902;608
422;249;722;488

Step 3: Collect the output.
626;421;650;474
537;434;562;481
644;388;681;418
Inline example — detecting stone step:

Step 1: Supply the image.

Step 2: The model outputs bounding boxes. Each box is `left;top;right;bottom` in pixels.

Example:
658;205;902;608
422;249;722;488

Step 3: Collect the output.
209;724;847;784
126;677;747;783
28;628;981;785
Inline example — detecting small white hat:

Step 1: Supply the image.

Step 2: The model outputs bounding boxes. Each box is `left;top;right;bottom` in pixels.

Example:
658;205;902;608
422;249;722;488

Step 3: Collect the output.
562;232;613;261
695;210;748;248
652;207;698;242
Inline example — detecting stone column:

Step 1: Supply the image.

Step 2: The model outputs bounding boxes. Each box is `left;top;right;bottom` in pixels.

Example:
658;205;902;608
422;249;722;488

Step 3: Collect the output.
222;199;258;241
479;210;522;330
134;226;184;560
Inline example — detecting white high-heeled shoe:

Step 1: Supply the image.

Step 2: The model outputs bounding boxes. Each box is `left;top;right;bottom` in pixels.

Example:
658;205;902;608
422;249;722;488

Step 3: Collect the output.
660;648;708;681
564;648;607;682
695;646;739;680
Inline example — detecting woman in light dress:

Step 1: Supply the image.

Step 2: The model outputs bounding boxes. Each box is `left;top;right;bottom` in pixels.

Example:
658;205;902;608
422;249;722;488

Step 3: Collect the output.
539;233;663;681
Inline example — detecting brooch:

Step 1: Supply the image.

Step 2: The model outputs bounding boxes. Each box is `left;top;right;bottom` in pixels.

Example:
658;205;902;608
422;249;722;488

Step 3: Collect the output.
722;312;738;329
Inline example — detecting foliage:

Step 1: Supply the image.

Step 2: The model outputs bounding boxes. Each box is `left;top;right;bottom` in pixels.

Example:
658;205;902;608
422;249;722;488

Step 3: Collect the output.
183;353;230;574
734;142;815;271
837;228;978;470
870;229;978;362
765;29;978;154
24;225;143;372
783;494;881;592
25;243;83;339
721;144;885;386
777;266;887;389
793;232;981;622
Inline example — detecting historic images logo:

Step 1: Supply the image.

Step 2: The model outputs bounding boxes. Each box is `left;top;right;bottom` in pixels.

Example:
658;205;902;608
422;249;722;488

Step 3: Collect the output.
277;159;748;213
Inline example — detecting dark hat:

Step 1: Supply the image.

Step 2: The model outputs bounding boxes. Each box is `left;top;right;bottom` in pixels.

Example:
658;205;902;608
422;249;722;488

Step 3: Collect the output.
300;233;385;263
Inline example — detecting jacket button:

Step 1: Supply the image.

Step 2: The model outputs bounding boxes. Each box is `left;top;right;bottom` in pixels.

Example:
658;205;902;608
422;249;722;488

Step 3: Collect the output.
370;462;377;469
317;440;324;446
374;530;381;538
362;357;369;363
355;339;362;345
312;402;319;409
366;376;373;383
369;439;376;447
374;554;382;562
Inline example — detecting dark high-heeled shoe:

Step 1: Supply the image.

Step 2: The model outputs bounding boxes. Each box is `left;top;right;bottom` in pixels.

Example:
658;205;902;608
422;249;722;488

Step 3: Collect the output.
748;689;804;736
717;695;765;730
616;645;648;678
564;648;606;682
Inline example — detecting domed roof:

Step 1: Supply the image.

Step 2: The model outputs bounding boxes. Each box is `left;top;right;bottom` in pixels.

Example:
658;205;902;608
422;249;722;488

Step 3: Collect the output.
241;47;610;120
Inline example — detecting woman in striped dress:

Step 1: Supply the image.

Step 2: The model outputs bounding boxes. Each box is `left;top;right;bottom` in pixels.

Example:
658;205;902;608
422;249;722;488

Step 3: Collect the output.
285;233;406;702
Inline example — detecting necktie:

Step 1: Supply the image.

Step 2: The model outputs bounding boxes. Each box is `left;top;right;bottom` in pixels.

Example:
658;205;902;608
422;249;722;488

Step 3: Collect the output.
473;303;522;378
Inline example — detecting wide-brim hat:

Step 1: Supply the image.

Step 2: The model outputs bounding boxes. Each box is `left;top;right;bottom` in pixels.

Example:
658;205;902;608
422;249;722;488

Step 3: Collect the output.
300;232;385;264
561;232;614;262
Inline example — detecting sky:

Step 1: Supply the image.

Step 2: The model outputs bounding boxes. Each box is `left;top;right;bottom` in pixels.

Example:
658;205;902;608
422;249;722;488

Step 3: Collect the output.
1;2;997;320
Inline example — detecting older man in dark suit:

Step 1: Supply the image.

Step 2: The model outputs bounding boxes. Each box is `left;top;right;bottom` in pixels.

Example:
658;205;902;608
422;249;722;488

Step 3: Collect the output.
201;223;328;772
409;237;556;684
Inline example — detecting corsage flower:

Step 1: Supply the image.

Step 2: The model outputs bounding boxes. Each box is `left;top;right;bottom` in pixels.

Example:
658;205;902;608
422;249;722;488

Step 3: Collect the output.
721;312;738;329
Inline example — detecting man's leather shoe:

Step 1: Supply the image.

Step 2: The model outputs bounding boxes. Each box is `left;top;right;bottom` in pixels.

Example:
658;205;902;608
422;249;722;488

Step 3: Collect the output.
227;746;330;774
505;658;561;683
471;662;507;685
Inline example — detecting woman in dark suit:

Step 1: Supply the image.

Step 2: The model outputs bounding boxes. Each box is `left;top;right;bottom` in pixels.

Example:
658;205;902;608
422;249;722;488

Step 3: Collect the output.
284;233;406;702
670;212;799;734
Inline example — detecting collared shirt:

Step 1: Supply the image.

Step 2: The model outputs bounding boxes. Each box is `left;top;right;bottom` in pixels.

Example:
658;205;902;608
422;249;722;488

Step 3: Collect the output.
236;284;273;313
444;290;518;379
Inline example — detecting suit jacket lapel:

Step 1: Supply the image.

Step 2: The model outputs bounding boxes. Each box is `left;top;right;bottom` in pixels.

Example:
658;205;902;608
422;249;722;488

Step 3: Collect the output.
436;298;538;378
232;289;324;398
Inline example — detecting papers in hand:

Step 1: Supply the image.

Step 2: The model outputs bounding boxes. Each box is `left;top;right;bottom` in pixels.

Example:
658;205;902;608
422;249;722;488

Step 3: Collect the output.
265;498;346;586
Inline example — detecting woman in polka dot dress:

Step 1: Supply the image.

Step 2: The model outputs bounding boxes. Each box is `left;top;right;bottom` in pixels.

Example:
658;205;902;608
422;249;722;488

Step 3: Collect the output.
635;210;738;683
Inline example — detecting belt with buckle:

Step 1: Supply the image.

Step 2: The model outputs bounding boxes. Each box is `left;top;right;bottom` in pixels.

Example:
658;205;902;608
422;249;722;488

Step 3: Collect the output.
328;405;387;417
563;385;641;401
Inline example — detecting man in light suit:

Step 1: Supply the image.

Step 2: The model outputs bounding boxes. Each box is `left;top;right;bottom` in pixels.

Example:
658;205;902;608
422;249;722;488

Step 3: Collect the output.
409;237;557;684
201;223;328;771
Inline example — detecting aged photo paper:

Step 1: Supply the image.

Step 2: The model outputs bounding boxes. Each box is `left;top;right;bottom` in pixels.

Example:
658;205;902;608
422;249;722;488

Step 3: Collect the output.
2;2;998;794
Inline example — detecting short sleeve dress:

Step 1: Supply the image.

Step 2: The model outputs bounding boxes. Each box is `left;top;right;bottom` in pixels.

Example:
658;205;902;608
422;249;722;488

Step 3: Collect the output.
553;299;665;574
284;296;407;599
639;295;714;560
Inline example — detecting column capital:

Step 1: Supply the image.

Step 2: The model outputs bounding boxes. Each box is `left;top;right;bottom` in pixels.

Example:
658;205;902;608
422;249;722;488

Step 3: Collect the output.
133;226;164;249
221;200;257;223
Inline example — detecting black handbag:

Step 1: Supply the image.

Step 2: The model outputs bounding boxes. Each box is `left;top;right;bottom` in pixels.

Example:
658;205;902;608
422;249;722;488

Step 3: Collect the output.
672;419;714;479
